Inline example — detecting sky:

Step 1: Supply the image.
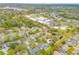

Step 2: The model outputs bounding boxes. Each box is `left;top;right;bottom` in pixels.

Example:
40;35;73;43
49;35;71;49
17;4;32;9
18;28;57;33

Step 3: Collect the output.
0;0;79;3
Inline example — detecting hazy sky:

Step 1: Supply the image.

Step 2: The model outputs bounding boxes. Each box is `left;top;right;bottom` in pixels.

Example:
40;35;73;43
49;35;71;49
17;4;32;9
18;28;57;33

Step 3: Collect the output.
0;0;79;3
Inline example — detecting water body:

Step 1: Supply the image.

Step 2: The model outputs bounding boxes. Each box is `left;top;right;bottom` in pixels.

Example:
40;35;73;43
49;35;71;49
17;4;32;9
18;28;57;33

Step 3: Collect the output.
0;3;79;9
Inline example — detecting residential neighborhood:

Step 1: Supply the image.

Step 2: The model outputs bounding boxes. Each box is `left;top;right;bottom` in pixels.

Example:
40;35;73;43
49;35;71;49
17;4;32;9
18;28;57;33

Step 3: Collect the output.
0;4;79;55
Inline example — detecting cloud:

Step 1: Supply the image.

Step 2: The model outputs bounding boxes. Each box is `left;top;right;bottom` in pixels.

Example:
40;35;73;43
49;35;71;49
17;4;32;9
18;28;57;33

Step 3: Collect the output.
0;0;79;3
